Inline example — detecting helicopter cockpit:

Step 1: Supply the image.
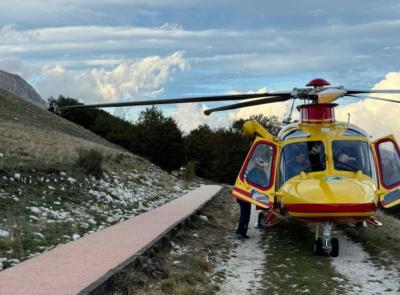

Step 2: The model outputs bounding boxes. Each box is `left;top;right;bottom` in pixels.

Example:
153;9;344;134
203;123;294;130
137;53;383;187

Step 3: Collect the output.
279;141;326;184
332;140;374;176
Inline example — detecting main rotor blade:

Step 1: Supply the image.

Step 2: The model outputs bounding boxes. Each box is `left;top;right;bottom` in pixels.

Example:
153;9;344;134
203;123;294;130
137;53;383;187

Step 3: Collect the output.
347;89;400;95
61;92;292;110
203;96;290;116
347;94;400;103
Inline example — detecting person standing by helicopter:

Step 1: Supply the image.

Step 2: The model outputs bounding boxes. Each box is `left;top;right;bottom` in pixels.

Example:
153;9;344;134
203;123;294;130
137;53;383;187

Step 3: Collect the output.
236;147;272;239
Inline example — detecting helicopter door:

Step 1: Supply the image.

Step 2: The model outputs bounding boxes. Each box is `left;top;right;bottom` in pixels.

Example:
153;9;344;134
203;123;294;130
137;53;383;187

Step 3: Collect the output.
372;135;400;208
232;137;279;209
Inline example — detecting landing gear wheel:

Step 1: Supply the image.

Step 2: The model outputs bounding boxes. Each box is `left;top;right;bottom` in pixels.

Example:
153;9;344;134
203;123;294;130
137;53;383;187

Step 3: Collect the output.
330;238;339;257
314;238;323;256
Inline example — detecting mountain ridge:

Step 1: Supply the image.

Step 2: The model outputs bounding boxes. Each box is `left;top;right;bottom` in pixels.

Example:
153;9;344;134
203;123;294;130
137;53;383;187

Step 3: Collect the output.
0;69;47;109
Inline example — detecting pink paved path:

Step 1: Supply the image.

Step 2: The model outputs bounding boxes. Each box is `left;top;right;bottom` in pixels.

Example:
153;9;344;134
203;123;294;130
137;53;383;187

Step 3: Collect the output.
0;184;222;295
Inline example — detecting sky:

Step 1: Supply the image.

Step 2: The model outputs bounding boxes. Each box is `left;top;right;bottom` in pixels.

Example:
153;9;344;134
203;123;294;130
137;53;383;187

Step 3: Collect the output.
0;0;399;139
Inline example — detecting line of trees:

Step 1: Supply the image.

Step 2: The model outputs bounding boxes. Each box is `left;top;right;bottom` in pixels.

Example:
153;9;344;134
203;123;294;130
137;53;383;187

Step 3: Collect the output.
49;96;281;184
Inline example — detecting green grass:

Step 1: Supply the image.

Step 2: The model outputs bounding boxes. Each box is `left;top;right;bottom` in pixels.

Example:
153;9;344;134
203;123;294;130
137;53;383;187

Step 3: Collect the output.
343;209;400;266
259;222;350;294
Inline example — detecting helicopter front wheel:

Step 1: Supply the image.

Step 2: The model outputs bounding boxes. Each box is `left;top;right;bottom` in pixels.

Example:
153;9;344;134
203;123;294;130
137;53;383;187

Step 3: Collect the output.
314;238;323;256
314;223;339;256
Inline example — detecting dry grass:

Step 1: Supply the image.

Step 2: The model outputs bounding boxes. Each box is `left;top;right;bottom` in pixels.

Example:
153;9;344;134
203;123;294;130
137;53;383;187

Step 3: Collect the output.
0;120;130;171
0;88;129;171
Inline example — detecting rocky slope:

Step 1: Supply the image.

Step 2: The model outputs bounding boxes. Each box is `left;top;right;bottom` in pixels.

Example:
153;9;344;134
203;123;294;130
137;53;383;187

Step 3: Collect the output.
0;69;47;109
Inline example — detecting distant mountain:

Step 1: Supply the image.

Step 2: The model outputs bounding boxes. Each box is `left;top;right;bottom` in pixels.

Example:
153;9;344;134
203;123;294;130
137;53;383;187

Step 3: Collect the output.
0;69;47;109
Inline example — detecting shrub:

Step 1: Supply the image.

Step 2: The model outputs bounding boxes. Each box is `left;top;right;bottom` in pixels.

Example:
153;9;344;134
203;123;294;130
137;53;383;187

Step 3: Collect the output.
184;161;197;182
76;148;103;177
160;279;175;292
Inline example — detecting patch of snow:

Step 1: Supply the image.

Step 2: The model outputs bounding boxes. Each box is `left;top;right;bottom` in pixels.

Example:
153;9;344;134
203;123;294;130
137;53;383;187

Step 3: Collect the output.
0;229;10;238
72;234;81;240
67;177;77;183
199;215;208;222
29;215;39;221
33;232;45;239
8;259;20;265
30;207;41;214
331;233;400;295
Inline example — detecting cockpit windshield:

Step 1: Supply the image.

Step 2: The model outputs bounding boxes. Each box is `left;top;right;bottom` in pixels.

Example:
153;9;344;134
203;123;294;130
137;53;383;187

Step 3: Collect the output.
332;140;373;176
279;141;326;183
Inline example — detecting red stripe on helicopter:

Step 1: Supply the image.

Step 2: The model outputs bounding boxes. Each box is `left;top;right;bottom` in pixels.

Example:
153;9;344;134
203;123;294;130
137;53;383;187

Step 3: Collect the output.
285;203;376;213
232;187;252;197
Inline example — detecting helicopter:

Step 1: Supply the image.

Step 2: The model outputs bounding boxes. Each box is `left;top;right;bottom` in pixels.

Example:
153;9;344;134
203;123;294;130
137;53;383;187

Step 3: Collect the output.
62;78;400;257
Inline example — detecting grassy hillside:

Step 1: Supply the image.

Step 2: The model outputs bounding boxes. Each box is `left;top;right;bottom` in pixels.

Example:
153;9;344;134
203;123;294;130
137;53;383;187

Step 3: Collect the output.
0;88;126;171
0;89;202;271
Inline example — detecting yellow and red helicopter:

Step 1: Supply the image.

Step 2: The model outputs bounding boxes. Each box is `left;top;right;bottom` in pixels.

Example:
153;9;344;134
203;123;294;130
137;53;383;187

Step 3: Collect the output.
63;78;400;257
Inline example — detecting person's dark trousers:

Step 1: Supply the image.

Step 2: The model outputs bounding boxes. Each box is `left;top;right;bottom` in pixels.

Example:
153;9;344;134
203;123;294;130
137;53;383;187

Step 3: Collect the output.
236;199;251;236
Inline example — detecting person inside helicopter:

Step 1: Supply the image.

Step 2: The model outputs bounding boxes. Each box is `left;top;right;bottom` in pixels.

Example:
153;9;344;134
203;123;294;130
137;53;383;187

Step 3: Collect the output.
280;141;326;183
291;148;311;175
246;157;270;187
332;141;371;174
244;144;272;188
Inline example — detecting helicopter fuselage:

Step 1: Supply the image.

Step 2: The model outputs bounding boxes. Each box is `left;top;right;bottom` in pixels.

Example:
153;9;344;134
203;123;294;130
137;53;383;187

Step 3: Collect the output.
276;122;377;223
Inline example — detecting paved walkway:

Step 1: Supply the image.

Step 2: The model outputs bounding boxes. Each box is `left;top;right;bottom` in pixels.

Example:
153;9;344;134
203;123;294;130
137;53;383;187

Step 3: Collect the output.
0;184;222;295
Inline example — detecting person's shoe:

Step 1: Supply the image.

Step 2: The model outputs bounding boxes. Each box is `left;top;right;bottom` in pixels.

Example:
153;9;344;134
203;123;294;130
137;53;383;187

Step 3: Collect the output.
235;233;250;240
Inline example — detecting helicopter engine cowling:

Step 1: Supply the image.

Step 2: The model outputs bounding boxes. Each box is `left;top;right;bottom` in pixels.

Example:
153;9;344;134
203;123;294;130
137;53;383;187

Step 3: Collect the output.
316;88;346;104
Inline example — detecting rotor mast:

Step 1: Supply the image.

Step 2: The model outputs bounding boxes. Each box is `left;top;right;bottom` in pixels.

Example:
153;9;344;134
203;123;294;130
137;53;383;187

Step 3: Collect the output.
298;79;336;124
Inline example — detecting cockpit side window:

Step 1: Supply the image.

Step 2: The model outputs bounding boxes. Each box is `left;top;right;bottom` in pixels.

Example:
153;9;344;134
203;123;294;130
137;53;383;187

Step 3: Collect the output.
377;141;400;188
279;141;326;183
243;142;274;189
332;140;372;177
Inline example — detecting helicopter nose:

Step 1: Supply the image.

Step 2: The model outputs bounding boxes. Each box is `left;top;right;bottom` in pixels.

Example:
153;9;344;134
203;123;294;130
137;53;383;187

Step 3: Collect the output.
282;177;377;222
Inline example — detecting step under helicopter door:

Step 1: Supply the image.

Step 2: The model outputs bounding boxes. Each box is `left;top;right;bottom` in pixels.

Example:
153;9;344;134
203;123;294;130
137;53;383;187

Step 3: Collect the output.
232;136;280;209
372;135;400;208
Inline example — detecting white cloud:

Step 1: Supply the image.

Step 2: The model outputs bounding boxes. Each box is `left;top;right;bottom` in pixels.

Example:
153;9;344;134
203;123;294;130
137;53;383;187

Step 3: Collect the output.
228;87;294;123
170;86;297;133
336;72;400;141
172;103;208;133
0;24;39;44
1;19;399;76
171;103;230;133
36;51;188;103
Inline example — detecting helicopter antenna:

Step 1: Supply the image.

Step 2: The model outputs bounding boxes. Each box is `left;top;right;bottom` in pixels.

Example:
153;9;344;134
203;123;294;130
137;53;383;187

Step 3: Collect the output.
347;113;351;124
